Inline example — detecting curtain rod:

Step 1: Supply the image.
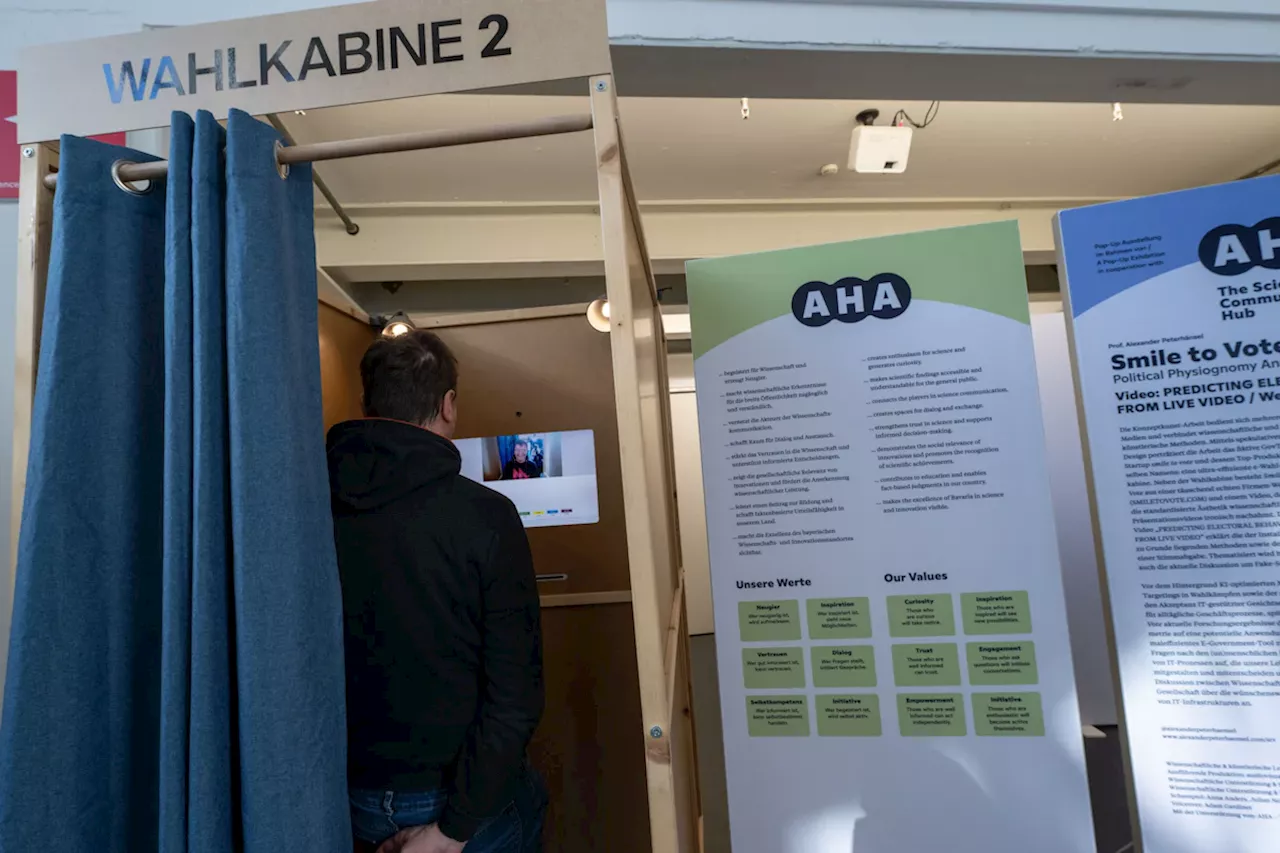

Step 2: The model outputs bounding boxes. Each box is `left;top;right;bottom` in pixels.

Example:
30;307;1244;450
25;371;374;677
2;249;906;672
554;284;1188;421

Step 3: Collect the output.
266;113;359;236
40;113;595;191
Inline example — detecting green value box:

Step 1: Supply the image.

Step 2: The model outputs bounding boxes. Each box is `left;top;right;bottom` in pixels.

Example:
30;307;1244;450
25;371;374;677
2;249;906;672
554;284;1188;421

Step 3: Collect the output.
746;695;811;737
887;594;956;638
972;692;1045;737
811;645;877;688
739;600;801;642
816;694;882;737
966;641;1038;686
806;597;873;639
892;643;960;687
961;591;1032;635
897;693;966;737
743;647;806;689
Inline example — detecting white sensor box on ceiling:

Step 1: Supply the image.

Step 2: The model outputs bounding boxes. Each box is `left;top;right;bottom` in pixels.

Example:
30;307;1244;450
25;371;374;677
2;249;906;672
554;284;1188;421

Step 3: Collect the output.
847;124;913;174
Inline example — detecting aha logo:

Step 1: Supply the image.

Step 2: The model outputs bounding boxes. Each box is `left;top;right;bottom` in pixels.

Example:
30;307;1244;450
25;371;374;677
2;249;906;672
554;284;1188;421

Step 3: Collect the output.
790;273;912;327
1198;218;1280;276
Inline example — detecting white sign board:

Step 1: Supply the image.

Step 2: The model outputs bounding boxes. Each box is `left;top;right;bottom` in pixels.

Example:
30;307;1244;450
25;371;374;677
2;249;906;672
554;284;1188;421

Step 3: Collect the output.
686;222;1095;853
1032;310;1119;726
1058;177;1280;852
18;0;611;142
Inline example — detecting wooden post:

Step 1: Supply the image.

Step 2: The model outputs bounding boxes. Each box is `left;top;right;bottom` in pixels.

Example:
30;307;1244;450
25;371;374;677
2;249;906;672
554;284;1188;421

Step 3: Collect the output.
591;73;700;852
10;143;57;574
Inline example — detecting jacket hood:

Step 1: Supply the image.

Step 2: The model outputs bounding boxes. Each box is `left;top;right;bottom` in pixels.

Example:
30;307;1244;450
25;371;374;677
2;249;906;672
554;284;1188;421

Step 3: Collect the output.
326;419;461;511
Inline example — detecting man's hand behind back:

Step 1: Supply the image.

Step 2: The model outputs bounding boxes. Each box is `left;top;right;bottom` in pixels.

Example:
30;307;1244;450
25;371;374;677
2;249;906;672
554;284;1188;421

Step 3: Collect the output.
376;824;466;853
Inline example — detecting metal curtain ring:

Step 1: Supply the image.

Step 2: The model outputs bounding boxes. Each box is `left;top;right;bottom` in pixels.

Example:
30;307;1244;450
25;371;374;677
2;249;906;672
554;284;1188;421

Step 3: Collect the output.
110;160;152;195
274;140;290;180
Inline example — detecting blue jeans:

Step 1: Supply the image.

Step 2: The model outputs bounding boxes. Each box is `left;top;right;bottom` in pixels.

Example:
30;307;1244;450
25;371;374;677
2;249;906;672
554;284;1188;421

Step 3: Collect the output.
350;766;547;851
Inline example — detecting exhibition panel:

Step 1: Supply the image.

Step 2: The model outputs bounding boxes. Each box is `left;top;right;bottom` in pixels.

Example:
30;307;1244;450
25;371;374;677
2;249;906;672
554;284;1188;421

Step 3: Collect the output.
687;222;1094;853
1059;176;1280;853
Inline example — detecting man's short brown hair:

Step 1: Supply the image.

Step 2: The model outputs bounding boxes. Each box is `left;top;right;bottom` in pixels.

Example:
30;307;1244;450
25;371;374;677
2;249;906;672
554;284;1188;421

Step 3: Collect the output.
360;330;458;425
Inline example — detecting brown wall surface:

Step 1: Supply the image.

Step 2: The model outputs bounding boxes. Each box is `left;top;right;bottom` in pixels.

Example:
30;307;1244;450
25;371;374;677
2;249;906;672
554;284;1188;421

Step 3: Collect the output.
437;315;631;598
318;302;374;433
316;309;650;851
436;314;651;852
532;603;651;853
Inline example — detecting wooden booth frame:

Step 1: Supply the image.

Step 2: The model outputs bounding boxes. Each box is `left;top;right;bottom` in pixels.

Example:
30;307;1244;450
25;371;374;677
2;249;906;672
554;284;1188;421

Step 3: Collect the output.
10;5;699;850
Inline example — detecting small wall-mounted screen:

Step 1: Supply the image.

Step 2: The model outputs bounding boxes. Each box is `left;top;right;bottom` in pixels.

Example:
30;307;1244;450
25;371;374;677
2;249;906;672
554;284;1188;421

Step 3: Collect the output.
455;430;600;527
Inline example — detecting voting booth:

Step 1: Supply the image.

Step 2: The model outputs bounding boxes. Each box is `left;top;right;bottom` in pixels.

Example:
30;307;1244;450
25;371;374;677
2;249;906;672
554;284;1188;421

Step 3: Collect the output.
10;1;698;851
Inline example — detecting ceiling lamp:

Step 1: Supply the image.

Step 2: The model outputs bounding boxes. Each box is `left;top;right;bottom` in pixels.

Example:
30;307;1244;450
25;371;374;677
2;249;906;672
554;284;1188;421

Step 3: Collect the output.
381;311;415;338
587;297;611;333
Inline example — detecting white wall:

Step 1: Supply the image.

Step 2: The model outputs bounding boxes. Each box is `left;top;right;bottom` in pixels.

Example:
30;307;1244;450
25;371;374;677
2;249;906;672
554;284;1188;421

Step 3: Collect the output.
609;0;1280;59
670;383;713;635
3;0;1272;63
8;0;1267;64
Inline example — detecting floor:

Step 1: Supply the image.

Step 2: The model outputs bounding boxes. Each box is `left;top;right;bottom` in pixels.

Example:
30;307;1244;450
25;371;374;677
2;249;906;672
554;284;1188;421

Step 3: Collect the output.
688;635;1135;853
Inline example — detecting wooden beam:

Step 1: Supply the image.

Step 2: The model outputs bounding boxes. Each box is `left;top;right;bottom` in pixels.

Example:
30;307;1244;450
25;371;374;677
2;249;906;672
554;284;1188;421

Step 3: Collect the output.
11;144;57;573
317;268;371;324
314;200;1080;279
592;73;699;853
411;303;591;329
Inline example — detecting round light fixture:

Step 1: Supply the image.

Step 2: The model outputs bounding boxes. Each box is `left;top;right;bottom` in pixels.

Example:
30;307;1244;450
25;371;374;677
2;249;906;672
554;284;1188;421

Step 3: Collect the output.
586;297;611;333
381;311;415;338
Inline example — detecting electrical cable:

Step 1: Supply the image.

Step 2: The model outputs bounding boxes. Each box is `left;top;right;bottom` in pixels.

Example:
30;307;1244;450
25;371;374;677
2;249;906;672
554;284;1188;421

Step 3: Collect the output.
1112;842;1134;853
893;101;940;129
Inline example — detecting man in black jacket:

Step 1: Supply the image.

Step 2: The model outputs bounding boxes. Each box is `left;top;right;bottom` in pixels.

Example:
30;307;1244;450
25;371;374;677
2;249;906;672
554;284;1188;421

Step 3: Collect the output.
327;330;545;853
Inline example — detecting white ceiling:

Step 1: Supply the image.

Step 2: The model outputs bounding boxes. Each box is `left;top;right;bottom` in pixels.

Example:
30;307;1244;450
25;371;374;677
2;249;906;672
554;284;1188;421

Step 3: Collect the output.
288;95;1280;205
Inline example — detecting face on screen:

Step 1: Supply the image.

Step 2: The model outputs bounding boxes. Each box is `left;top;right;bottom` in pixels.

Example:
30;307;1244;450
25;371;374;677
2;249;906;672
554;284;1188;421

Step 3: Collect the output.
452;430;600;528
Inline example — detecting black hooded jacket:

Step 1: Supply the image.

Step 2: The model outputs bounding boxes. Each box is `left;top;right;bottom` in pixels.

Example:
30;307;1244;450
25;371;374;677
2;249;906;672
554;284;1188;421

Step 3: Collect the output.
326;419;544;842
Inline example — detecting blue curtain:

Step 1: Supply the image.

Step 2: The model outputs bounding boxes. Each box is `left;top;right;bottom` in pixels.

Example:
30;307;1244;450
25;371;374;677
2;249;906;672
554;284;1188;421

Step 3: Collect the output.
0;110;350;852
497;434;519;468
